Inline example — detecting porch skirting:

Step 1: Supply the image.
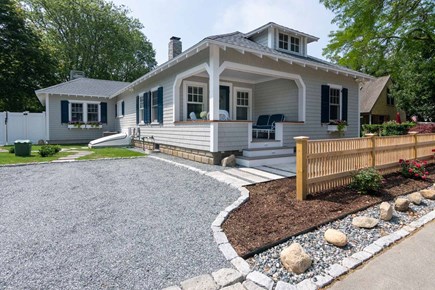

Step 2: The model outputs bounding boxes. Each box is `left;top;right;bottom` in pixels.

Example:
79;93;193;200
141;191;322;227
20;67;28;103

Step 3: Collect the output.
133;139;241;165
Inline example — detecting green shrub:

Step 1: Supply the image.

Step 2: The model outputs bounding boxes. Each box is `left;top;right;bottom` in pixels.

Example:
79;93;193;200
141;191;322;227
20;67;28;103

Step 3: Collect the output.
39;145;60;157
8;147;15;154
399;159;428;180
350;167;383;194
361;121;415;136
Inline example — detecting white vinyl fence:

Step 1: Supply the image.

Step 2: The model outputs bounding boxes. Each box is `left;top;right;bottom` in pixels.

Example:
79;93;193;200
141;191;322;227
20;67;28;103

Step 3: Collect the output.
0;112;46;145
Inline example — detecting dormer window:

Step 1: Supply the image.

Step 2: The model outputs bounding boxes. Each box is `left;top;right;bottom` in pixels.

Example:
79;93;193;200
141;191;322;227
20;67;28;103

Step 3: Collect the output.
278;32;300;53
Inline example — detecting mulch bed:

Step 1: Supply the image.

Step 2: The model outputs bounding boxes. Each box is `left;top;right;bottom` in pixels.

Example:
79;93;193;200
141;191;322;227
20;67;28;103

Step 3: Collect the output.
222;165;435;257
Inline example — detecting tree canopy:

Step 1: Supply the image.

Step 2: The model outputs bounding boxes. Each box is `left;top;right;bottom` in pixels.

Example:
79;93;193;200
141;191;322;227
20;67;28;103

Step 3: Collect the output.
24;0;157;82
0;0;58;111
321;0;434;120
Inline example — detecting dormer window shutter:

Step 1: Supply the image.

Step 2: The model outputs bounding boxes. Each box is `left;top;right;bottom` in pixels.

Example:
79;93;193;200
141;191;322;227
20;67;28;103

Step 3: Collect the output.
321;85;330;123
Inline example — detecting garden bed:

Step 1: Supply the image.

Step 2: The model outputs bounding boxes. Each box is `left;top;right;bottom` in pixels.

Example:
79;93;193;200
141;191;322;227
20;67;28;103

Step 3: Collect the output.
222;165;435;258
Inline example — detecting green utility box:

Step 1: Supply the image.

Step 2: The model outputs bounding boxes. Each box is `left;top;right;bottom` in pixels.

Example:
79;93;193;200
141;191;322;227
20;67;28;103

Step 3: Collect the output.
14;140;32;157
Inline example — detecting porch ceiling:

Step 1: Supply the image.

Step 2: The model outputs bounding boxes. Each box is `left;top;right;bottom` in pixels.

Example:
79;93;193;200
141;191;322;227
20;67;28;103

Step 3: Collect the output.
197;69;275;84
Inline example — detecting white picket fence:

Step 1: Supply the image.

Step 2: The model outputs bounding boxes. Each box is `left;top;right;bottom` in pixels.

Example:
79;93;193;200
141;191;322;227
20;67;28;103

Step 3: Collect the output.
0;112;46;145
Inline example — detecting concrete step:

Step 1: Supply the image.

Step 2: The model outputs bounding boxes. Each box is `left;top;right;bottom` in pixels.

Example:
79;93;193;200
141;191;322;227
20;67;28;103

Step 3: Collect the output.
236;154;295;167
224;168;270;183
243;146;293;158
238;167;285;180
248;140;282;149
255;165;296;177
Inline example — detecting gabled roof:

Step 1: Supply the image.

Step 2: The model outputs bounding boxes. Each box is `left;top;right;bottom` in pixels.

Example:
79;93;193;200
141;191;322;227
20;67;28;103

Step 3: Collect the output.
360;75;391;113
244;22;319;43
111;23;374;98
36;78;129;102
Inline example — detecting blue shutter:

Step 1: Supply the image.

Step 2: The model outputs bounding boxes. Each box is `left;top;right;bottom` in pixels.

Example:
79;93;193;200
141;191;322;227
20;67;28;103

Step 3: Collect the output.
321;85;330;123
144;92;151;123
100;102;107;123
61;100;69;123
157;87;163;123
342;88;348;122
115;103;118;117
121;101;125;116
136;96;139;124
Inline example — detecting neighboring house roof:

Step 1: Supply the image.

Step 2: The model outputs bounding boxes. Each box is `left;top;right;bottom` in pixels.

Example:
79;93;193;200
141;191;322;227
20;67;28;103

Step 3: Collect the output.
244;22;319;43
112;24;375;98
36;78;130;103
360;75;391;113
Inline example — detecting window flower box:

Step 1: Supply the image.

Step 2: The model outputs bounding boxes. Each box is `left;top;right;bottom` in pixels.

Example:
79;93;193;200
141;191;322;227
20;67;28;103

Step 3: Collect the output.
85;124;102;129
327;120;347;133
68;122;86;129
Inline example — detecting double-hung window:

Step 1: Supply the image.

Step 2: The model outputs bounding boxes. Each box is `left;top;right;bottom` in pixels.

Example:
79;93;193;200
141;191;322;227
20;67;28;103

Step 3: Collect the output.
387;88;394;106
151;90;158;123
71;103;84;122
278;33;289;50
278;32;301;54
235;89;251;120
87;103;99;122
329;88;341;121
290;37;300;53
186;84;205;119
139;95;144;123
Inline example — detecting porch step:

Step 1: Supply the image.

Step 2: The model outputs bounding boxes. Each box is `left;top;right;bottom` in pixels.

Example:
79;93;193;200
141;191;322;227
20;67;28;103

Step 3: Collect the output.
249;140;282;149
236;154;295;167
243;146;293;158
255;165;296;178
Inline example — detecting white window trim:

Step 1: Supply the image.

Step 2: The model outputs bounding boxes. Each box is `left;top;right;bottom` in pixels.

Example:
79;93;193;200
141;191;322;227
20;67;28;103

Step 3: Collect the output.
183;81;208;121
116;100;124;118
233;87;252;121
275;31;302;55
328;84;342;121
138;94;145;124
68;100;101;123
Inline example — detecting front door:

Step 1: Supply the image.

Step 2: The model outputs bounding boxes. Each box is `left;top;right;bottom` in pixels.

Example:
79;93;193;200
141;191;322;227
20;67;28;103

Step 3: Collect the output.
219;85;230;114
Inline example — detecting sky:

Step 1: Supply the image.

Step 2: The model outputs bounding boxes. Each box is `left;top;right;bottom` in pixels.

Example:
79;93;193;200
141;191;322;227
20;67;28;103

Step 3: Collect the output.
110;0;338;65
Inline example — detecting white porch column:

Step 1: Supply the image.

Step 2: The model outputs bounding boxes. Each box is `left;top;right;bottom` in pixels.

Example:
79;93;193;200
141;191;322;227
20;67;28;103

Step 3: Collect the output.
209;45;220;121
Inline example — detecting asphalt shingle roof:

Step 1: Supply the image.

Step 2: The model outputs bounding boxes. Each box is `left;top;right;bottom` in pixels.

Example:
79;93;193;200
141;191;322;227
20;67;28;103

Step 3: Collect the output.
360;76;391;113
36;78;130;97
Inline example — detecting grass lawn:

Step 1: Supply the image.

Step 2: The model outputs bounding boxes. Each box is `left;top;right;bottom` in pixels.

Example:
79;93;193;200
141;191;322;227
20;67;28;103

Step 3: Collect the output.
0;144;145;165
78;147;145;160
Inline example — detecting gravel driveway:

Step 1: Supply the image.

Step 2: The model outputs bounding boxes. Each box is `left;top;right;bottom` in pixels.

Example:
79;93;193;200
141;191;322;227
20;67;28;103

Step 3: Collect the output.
0;158;239;289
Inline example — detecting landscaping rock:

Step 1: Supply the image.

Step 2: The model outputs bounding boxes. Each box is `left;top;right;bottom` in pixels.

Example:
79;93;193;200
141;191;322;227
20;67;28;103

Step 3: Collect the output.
180;274;218;290
246;271;274;290
408;192;422;205
222;155;236;167
280;243;312;274
212;268;243;288
242;280;267;290
395;198;410;212
221;283;245;290
420;189;435;200
324;229;347;247
352;216;379;228
380;202;393;221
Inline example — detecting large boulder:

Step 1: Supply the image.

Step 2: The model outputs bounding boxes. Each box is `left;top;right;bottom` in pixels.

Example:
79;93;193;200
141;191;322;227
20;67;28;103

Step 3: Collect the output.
222;155;236;167
408;192;422;205
395;198;410;212
420;189;435;200
324;229;348;247
280;243;312;274
380;202;393;221
352;216;379;229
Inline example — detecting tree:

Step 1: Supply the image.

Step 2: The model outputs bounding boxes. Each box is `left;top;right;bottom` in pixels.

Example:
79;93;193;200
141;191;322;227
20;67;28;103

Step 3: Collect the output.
321;0;435;120
24;0;157;82
0;0;58;112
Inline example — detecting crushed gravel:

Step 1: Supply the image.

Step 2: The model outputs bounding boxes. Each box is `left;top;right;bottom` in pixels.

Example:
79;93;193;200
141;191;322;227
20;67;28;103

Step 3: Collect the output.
0;158;239;289
248;195;435;284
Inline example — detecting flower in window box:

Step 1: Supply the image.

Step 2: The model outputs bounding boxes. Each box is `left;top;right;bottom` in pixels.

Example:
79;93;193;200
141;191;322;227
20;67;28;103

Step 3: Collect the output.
327;120;347;135
68;121;85;128
200;111;208;120
87;121;102;128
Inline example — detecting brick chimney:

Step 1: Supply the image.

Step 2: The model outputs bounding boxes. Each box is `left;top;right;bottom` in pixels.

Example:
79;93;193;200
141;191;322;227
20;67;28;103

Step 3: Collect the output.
168;36;182;60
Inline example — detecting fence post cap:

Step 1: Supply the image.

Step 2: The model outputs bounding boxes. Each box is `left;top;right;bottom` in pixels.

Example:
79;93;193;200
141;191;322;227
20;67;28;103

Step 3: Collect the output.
408;131;418;135
294;136;310;140
364;133;376;137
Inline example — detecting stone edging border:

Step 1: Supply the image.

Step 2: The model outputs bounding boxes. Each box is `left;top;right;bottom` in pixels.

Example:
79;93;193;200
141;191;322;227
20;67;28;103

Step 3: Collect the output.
209;186;435;290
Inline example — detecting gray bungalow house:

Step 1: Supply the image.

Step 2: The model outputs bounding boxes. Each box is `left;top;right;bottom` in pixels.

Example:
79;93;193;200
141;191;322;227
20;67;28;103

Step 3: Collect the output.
36;22;373;166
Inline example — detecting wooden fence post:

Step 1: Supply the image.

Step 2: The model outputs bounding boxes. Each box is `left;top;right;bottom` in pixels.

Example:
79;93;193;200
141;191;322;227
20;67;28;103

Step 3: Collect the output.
365;133;376;167
408;131;418;159
294;136;309;201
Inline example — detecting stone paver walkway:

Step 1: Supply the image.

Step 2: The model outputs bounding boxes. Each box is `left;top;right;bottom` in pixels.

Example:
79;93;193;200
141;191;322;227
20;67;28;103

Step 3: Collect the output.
52;149;93;162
